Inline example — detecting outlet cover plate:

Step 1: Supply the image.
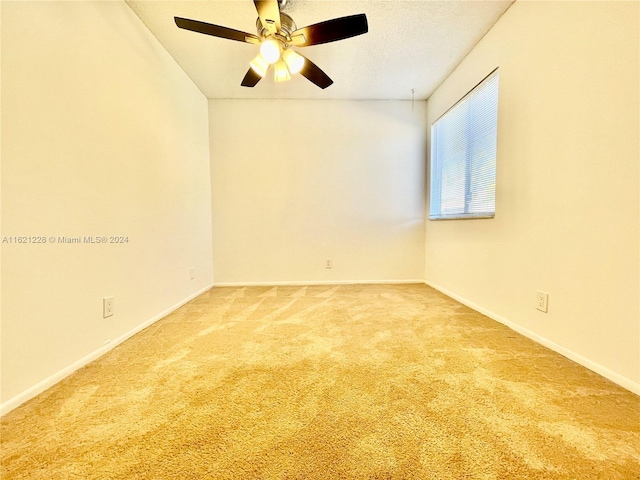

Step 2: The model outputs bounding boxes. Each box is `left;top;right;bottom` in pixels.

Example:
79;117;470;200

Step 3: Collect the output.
103;296;114;318
536;291;548;313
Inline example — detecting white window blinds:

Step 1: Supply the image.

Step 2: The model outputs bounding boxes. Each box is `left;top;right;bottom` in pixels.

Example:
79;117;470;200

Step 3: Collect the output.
429;69;499;220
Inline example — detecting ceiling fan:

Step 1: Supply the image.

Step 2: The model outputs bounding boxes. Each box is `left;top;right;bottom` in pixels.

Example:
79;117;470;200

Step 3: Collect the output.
174;0;368;89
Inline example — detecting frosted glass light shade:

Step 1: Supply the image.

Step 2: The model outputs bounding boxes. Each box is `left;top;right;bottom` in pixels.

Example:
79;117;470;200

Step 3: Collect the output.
249;54;269;77
283;49;305;74
260;39;281;64
274;60;291;82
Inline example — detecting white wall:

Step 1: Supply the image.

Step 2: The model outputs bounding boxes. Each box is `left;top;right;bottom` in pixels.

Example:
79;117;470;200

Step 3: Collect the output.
425;1;639;392
1;1;213;409
209;100;426;284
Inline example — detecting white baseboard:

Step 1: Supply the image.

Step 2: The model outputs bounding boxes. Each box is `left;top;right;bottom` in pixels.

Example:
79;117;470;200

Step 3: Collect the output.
425;281;640;396
213;279;425;287
0;284;213;417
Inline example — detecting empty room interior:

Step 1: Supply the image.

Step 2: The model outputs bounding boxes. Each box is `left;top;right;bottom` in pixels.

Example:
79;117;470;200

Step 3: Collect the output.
1;0;639;478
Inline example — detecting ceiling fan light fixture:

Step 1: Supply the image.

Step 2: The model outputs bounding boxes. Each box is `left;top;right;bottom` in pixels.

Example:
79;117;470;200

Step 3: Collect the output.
260;38;282;64
282;48;305;74
249;54;269;77
174;3;369;90
274;59;291;82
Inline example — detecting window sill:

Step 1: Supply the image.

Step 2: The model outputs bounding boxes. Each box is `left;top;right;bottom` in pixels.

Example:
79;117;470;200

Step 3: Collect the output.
429;214;495;221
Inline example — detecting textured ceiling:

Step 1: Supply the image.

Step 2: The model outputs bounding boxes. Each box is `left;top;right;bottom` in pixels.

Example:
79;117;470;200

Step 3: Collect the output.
125;0;513;100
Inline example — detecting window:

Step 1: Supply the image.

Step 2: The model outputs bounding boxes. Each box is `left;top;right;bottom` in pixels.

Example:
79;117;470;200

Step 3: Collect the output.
429;69;499;220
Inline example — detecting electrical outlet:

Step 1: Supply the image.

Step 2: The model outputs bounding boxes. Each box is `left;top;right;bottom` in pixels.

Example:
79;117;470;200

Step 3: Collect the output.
103;296;114;318
190;267;195;280
536;291;548;313
325;258;332;269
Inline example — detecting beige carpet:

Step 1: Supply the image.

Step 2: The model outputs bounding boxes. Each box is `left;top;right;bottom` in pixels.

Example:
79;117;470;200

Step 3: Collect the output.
1;284;639;479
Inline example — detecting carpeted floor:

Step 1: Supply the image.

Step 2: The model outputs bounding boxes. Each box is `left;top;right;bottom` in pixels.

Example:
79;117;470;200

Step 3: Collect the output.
1;284;639;479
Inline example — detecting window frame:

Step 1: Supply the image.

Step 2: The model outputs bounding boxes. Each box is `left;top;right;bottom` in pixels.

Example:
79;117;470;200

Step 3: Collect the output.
429;68;499;221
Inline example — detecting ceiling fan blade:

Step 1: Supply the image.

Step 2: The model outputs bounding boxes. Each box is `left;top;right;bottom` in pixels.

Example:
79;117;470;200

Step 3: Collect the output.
253;0;281;34
298;55;333;89
241;68;264;88
175;17;260;44
290;14;368;47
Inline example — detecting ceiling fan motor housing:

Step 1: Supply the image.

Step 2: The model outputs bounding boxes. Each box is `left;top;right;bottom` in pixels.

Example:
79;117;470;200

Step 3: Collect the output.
256;13;296;42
